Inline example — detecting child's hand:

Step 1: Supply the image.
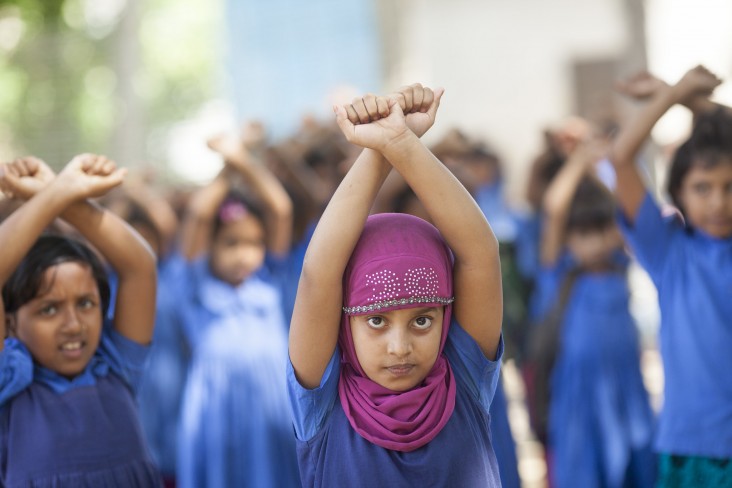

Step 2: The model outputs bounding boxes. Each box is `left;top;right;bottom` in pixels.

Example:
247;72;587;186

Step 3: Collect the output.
208;133;247;161
616;72;669;100
389;84;444;137
335;95;411;152
568;136;607;169
240;121;267;151
0;156;56;200
674;65;722;101
55;153;126;200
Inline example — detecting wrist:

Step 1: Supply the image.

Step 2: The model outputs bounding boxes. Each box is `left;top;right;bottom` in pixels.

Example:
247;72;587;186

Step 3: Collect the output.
380;129;420;161
668;82;696;105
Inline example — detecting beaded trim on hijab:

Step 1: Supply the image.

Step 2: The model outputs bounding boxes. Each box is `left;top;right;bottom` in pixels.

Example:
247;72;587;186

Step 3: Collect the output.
342;296;455;314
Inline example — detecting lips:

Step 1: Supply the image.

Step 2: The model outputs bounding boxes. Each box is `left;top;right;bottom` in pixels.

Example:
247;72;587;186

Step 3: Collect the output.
386;364;415;376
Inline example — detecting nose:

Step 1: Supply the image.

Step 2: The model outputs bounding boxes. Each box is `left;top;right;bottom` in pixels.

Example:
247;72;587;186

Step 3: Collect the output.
386;327;412;357
61;307;83;334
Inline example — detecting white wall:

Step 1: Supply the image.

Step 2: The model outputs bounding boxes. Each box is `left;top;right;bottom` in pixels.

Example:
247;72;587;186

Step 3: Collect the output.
385;0;630;204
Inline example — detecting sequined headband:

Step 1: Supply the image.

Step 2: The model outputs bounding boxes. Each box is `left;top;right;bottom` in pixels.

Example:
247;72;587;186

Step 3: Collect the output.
342;295;454;314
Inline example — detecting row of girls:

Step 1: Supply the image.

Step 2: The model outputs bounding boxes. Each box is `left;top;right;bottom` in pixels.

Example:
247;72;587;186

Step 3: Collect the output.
506;65;732;487
0;66;730;488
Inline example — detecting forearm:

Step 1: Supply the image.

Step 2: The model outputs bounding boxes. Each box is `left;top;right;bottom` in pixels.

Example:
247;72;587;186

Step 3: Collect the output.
540;154;589;265
0;185;76;284
180;173;230;259
611;85;685;218
61;200;157;279
382;133;497;263
612;85;683;168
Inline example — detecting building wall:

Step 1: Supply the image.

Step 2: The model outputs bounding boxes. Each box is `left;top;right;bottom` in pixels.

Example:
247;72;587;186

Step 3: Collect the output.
380;0;631;204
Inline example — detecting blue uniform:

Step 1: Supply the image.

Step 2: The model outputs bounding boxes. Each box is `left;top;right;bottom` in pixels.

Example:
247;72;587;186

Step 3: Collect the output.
172;255;300;488
0;328;162;487
136;259;190;479
536;254;656;487
618;193;732;458
288;321;503;487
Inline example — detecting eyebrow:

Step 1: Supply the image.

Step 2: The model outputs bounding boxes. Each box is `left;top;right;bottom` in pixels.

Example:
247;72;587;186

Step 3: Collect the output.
410;307;439;314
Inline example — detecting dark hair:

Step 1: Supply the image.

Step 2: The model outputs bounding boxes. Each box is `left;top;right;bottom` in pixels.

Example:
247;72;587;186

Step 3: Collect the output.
2;235;111;317
465;144;503;182
566;176;616;234
212;190;267;239
667;108;732;216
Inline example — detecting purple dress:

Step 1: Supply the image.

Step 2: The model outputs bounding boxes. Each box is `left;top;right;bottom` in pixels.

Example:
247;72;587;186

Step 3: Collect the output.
0;330;162;487
288;321;503;487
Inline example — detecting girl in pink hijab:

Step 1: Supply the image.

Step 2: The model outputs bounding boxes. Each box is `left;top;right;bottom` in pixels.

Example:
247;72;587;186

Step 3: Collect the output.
288;84;504;487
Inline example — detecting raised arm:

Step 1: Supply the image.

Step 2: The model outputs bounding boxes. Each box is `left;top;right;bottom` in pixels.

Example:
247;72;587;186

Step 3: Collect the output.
0;155;127;350
179;167;232;261
336;88;502;360
289;100;391;388
611;66;722;221
208;134;293;256
540;140;605;266
121;173;179;258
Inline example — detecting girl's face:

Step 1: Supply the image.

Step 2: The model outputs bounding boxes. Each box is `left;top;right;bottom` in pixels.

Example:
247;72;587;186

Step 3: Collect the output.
566;224;623;270
349;306;444;392
9;262;103;378
679;160;732;239
210;214;266;286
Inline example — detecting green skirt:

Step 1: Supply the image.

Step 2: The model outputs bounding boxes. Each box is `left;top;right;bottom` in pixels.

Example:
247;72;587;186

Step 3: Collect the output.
657;453;732;488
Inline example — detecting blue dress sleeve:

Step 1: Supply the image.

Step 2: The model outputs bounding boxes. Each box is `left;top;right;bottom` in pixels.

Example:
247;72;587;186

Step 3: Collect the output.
287;350;340;442
97;326;150;393
444;320;504;414
0;339;33;407
617;192;680;284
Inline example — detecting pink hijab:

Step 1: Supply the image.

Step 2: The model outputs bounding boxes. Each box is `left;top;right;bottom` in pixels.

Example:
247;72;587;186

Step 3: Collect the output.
339;213;456;452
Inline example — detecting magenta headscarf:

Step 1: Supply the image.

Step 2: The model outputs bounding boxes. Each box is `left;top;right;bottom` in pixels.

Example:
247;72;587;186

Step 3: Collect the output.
338;213;456;452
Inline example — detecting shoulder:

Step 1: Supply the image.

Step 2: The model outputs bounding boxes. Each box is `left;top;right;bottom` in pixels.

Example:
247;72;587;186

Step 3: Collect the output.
0;339;34;407
445;320;503;412
95;326;150;391
287;349;340;442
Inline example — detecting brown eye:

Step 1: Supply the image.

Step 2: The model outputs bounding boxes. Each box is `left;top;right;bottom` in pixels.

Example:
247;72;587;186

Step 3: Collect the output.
78;298;97;310
413;316;433;330
692;182;711;196
39;305;57;316
366;317;385;329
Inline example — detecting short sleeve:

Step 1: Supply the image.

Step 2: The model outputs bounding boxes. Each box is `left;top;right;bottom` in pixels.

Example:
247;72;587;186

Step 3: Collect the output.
0;339;33;407
617;192;679;282
287;350;340;442
97;326;150;393
444;321;503;414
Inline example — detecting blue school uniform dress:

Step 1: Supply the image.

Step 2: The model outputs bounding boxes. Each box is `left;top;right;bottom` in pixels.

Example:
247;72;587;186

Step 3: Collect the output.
172;255;300;488
0;328;162;487
136;259;190;480
536;253;655;488
618;193;732;459
288;321;503;488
